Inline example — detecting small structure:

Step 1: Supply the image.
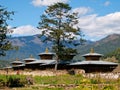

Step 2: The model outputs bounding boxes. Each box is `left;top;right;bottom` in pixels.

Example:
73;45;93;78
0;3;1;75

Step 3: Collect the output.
23;55;37;64
82;48;103;60
38;48;55;60
69;48;118;73
25;48;56;70
11;58;24;70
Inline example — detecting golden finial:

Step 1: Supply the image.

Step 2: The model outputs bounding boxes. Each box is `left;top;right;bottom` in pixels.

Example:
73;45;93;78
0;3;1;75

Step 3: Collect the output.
90;48;94;53
16;58;19;61
30;54;33;58
45;48;49;53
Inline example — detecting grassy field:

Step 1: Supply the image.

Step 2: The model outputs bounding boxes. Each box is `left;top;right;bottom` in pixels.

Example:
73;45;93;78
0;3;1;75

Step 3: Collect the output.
0;73;120;90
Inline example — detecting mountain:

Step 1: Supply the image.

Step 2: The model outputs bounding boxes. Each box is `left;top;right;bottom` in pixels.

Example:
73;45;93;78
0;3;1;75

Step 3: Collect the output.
0;34;120;61
0;35;53;61
74;34;120;60
0;34;88;61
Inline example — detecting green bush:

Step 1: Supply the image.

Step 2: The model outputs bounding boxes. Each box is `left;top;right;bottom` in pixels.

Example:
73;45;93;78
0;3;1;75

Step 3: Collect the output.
0;75;30;87
7;76;25;87
0;79;5;87
0;75;8;87
103;85;114;90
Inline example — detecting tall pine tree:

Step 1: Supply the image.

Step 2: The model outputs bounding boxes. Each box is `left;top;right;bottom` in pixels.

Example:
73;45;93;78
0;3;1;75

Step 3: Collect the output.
37;3;85;70
0;6;14;56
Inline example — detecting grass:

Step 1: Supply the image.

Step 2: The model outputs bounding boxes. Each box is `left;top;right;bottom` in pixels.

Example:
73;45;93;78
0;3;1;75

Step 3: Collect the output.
0;74;119;90
34;74;84;85
1;84;119;90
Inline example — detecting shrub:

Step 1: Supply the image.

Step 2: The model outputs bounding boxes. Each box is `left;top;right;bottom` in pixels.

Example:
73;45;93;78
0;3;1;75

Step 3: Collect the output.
0;75;8;87
0;75;28;87
103;85;114;90
7;75;27;87
68;69;75;75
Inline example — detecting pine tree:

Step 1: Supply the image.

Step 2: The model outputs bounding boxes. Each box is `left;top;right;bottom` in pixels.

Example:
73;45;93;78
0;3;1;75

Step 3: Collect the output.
0;6;14;56
37;3;85;70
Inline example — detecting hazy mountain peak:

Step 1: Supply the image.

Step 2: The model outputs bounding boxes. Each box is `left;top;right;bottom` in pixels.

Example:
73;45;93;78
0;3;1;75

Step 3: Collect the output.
107;34;120;40
96;34;120;44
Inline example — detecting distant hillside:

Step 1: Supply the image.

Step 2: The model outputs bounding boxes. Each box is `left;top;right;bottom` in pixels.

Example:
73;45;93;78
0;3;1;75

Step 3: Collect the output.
75;34;120;60
0;35;53;60
0;34;120;61
0;34;88;61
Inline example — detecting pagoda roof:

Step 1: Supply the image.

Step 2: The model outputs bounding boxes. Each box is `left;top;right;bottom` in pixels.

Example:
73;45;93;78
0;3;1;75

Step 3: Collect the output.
82;52;103;57
38;48;55;55
23;55;38;61
11;61;24;64
69;60;118;65
82;48;103;57
3;66;12;69
23;58;38;61
38;52;55;55
12;64;25;67
26;59;56;65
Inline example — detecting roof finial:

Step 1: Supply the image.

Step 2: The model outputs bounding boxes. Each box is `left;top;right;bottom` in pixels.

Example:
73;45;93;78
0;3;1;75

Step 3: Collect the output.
30;54;33;58
16;58;19;61
45;48;49;53
90;48;94;53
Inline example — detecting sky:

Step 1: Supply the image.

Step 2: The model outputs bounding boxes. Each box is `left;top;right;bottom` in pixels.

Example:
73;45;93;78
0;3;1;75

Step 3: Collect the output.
1;0;120;41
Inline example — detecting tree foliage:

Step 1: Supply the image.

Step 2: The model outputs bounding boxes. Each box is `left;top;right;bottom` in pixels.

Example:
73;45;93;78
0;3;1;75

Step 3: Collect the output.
0;6;14;56
37;3;85;60
104;48;120;63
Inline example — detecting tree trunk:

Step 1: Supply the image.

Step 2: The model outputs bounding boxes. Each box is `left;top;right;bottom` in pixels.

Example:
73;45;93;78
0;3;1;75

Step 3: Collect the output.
55;60;58;71
55;55;59;71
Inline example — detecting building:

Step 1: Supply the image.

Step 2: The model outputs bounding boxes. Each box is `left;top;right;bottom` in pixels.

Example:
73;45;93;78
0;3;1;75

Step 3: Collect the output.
10;48;118;73
23;55;37;64
69;48;118;73
11;58;25;70
11;48;56;70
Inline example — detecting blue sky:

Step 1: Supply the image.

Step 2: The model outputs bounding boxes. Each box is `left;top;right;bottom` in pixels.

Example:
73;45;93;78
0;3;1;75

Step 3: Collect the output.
1;0;120;41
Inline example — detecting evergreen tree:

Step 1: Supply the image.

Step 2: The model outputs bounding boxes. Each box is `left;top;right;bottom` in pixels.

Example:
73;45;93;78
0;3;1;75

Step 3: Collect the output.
104;48;120;63
37;3;85;69
0;6;14;56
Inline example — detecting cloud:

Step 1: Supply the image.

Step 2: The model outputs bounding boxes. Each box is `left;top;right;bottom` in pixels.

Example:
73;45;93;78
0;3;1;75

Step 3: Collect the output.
104;1;110;6
77;12;120;41
11;25;40;36
72;7;92;16
31;0;68;7
11;12;120;41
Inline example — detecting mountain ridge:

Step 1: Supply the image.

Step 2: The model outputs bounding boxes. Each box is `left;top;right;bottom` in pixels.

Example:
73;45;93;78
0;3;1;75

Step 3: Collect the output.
76;34;120;57
0;34;120;61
